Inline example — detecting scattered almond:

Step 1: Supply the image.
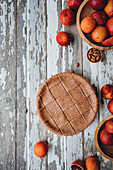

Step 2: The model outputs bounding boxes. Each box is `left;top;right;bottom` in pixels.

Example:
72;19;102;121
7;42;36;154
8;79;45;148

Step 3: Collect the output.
76;63;79;68
70;70;74;73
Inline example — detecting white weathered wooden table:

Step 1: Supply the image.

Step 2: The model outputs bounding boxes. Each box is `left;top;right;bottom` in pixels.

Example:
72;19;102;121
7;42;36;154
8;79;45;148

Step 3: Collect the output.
0;0;113;169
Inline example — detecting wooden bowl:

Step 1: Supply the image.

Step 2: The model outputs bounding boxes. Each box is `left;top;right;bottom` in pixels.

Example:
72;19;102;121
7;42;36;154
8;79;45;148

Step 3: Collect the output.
87;48;103;63
77;0;113;51
94;115;113;161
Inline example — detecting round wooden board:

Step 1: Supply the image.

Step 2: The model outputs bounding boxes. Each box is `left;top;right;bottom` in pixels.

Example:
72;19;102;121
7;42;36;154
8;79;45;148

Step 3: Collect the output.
76;0;113;51
94;115;113;161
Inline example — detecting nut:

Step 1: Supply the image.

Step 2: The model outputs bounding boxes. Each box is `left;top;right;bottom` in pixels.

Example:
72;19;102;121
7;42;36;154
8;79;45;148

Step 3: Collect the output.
95;49;100;53
92;56;95;60
93;54;99;57
91;58;95;62
96;56;99;61
70;70;74;73
76;63;79;68
88;54;91;59
88;51;93;55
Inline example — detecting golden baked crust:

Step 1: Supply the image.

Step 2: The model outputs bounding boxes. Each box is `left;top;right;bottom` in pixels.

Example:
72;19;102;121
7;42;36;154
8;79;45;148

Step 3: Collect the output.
36;72;98;136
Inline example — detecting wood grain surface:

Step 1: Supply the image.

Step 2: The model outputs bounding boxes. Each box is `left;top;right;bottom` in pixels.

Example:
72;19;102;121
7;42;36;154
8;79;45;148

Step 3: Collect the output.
0;0;113;170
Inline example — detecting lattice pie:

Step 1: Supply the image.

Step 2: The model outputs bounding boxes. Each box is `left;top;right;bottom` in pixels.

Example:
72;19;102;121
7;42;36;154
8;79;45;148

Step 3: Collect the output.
36;72;98;136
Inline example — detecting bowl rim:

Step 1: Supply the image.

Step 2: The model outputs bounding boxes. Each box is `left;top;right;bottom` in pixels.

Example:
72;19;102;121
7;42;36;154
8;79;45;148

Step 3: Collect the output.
76;0;113;51
94;115;113;161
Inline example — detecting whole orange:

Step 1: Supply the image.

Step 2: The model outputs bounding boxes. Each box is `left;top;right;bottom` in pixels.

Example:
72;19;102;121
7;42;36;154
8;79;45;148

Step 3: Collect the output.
80;16;96;33
91;26;108;43
104;0;113;18
59;9;75;26
101;84;113;99
106;17;113;36
34;141;49;158
86;156;100;170
108;99;113;114
56;31;71;46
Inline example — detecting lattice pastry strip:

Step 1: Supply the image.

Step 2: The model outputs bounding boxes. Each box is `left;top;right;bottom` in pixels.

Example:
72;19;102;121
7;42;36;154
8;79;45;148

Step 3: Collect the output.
44;84;76;135
71;114;88;134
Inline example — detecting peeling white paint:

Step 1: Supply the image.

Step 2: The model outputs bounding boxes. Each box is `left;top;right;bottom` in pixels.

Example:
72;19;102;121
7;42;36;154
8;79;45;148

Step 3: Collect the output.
0;133;3;137
0;68;7;90
3;123;6;127
9;111;14;119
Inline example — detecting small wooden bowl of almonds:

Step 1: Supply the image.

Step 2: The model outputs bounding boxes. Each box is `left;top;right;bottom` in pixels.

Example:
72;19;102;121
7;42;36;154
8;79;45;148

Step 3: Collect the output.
87;48;102;63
